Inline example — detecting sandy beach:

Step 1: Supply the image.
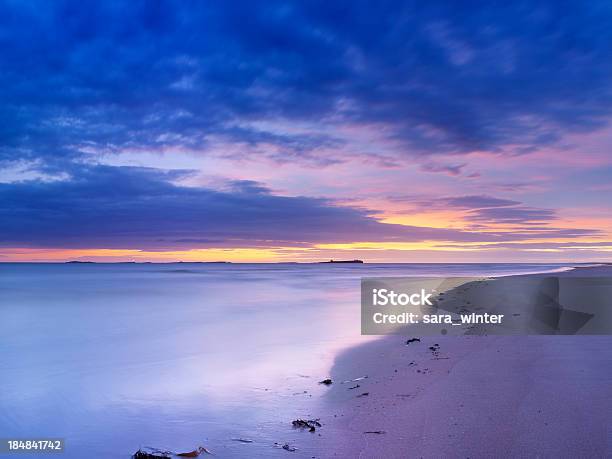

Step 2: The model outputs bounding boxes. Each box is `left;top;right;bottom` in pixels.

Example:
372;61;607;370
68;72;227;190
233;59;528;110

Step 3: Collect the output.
310;265;612;458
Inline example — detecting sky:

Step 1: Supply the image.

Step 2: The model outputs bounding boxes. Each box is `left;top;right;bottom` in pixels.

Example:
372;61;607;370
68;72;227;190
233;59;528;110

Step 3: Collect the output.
1;0;612;263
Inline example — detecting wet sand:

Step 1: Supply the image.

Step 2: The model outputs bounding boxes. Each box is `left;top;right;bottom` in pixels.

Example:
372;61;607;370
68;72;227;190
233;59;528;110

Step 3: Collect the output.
313;266;612;458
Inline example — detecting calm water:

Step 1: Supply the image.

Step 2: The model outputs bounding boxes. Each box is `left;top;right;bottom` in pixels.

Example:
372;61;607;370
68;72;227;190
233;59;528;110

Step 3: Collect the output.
0;263;574;457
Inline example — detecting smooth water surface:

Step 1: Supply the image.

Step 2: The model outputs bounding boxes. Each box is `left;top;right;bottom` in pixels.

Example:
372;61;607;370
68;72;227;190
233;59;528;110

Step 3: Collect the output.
0;263;574;457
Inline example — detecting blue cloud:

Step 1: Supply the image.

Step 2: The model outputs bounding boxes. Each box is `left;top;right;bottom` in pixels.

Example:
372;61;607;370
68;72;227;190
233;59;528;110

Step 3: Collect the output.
0;1;608;251
0;165;492;248
1;0;612;168
0;165;596;249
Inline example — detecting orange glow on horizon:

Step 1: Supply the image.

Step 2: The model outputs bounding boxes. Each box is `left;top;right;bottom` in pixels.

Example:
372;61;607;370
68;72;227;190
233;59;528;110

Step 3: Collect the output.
2;235;612;263
0;247;294;263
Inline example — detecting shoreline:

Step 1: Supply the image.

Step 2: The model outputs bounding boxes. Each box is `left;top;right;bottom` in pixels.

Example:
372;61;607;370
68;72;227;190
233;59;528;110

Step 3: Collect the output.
310;265;612;458
4;263;610;457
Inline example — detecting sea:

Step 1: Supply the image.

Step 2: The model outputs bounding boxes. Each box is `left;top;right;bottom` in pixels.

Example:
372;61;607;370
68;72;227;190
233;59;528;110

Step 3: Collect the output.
0;262;576;458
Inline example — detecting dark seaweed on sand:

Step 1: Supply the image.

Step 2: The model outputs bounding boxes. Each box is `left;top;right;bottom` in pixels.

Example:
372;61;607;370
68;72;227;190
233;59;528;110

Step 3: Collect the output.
133;449;171;459
292;419;322;432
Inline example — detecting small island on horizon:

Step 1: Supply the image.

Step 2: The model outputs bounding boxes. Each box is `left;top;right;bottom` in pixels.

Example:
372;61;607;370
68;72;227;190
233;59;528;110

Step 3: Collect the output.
320;259;364;264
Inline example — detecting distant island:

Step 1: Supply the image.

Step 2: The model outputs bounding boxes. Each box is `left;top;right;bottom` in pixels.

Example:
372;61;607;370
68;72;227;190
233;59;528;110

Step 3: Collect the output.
320;259;364;264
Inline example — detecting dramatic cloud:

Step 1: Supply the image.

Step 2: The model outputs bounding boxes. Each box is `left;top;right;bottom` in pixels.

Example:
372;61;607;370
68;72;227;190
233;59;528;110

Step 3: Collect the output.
2;0;612;169
0;165;505;249
0;166;597;251
0;2;610;260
